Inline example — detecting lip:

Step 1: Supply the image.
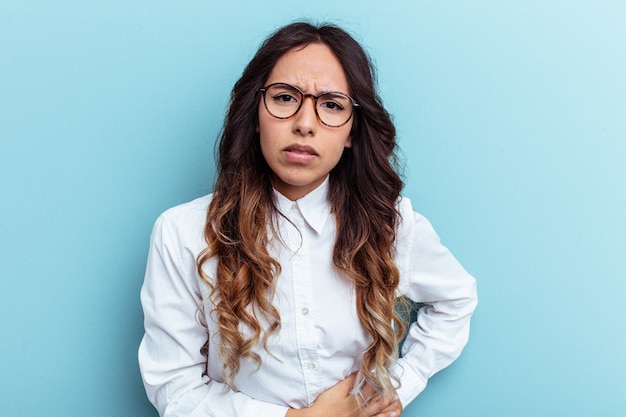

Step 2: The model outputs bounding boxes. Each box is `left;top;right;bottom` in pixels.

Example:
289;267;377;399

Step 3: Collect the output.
282;144;318;163
283;144;318;155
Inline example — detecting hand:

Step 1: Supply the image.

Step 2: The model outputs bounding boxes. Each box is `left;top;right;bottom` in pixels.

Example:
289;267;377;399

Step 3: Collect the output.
286;374;402;417
360;379;403;417
369;396;402;417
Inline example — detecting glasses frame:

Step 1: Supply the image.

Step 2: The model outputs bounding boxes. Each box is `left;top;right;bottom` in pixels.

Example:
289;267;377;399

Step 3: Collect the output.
259;82;360;128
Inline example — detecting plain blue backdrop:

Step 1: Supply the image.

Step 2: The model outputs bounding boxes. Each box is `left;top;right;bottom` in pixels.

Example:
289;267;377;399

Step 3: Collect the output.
1;1;625;416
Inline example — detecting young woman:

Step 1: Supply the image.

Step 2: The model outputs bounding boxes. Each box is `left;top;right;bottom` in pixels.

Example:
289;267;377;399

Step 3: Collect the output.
139;22;477;417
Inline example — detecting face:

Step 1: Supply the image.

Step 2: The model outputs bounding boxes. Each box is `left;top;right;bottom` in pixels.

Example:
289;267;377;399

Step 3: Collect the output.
258;43;353;201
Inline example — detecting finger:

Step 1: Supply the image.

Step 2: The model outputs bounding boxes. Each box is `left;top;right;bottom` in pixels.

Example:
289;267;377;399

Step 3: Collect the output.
377;395;400;412
358;382;384;405
330;373;358;396
360;395;388;417
377;398;402;417
360;382;376;397
362;395;400;417
371;404;402;417
372;411;400;417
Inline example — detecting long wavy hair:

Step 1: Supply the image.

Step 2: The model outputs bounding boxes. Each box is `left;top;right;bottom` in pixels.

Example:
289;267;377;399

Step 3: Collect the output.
197;21;406;403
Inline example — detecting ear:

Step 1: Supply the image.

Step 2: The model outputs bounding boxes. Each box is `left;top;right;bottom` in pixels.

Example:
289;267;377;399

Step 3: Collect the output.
344;135;352;148
255;124;260;133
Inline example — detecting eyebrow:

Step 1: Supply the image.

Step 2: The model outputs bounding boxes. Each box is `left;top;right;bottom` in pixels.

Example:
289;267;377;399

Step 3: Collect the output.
319;91;348;99
278;82;350;97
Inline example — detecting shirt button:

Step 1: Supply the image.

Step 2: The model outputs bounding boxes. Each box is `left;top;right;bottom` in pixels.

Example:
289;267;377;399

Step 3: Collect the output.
301;307;309;315
307;363;316;370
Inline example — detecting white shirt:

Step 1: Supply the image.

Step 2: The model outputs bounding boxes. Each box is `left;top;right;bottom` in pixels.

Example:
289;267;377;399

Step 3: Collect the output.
138;179;477;417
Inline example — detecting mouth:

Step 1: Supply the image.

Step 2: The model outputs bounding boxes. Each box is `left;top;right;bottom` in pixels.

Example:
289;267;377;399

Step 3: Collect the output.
282;144;318;163
284;144;318;156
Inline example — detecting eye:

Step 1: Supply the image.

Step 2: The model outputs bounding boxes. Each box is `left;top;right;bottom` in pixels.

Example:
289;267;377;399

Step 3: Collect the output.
267;84;302;106
320;101;345;111
319;94;348;112
273;93;298;103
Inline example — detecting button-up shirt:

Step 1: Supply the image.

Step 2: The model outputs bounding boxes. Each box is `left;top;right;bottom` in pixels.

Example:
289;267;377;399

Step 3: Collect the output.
139;178;477;417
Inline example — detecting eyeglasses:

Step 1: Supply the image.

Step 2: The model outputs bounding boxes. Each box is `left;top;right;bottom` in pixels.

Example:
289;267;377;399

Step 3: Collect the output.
260;83;359;128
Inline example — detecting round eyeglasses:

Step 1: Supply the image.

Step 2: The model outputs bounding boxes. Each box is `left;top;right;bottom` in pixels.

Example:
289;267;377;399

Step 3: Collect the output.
260;83;359;128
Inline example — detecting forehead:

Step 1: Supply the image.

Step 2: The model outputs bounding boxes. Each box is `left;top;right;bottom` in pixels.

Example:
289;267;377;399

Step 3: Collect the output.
265;43;350;93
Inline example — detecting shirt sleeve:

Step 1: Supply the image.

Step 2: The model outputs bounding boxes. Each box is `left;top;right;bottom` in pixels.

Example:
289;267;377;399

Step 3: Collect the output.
138;213;290;417
391;201;478;407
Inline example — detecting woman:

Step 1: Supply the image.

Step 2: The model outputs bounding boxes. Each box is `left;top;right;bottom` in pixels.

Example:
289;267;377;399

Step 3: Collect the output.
139;22;477;417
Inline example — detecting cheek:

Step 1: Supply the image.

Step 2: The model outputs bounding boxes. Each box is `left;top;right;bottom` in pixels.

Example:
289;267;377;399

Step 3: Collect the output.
258;131;270;160
258;105;277;136
257;100;272;135
257;114;269;146
339;125;353;149
258;119;277;163
342;121;353;148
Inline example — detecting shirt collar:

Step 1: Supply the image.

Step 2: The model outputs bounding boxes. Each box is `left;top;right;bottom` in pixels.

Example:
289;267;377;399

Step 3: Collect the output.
274;177;331;235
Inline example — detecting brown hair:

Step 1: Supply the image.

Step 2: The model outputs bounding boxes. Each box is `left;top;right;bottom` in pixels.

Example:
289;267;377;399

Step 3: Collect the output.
197;21;405;402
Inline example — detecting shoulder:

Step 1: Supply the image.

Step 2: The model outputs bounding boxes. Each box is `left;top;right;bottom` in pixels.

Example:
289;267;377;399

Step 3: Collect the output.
150;194;213;253
394;195;443;270
396;195;414;218
396;195;429;233
159;194;212;228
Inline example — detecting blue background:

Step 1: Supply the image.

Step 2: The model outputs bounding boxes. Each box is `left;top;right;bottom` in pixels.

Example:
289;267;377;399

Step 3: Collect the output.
1;1;625;416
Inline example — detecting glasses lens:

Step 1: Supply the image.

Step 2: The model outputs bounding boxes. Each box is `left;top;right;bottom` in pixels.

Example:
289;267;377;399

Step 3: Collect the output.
316;92;353;127
264;84;302;119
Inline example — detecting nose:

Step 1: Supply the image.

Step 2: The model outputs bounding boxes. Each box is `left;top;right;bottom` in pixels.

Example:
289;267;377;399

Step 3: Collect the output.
292;96;317;136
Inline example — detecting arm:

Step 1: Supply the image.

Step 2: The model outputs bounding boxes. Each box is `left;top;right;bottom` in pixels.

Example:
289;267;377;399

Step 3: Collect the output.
392;203;478;407
138;213;289;417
